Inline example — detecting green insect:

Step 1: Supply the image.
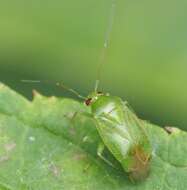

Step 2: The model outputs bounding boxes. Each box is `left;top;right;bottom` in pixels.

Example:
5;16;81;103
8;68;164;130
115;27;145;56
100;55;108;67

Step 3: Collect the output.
81;1;151;179
83;90;152;181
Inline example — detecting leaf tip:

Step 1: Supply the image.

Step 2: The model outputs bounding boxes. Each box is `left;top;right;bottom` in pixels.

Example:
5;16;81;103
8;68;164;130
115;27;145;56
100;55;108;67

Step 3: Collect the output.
32;90;41;98
0;83;5;90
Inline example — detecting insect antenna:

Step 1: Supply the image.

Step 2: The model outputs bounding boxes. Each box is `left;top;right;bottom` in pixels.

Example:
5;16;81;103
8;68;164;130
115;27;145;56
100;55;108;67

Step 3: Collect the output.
56;82;86;100
94;0;116;92
21;79;86;100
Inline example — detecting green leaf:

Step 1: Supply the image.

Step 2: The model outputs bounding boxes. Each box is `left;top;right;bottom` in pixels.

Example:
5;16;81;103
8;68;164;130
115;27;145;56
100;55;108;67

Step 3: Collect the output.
0;83;187;190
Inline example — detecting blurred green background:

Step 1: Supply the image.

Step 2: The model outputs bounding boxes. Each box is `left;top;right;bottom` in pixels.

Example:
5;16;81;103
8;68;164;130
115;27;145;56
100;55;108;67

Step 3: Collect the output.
0;0;187;130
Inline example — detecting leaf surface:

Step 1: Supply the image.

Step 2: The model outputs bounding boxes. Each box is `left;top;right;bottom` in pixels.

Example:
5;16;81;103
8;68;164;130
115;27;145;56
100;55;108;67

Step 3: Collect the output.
0;83;186;190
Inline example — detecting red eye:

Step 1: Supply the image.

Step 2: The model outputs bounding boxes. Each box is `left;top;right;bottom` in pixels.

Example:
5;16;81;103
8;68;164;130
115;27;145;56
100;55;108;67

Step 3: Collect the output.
85;98;92;106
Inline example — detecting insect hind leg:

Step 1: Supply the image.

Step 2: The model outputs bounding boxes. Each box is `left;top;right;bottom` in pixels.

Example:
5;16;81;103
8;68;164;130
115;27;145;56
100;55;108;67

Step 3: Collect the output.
134;148;150;166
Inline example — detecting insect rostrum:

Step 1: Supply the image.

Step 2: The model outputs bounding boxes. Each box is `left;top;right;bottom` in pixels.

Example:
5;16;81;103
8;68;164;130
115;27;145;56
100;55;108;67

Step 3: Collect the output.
85;92;152;181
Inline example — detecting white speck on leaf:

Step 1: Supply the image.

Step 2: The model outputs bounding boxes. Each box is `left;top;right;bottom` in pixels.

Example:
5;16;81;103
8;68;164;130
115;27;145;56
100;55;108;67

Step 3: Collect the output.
82;136;89;143
29;136;36;142
152;149;156;157
104;42;107;48
19;177;24;183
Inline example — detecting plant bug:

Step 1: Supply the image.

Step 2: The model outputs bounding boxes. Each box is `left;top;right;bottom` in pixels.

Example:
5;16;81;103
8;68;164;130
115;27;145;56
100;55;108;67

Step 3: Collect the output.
84;0;151;179
84;90;152;181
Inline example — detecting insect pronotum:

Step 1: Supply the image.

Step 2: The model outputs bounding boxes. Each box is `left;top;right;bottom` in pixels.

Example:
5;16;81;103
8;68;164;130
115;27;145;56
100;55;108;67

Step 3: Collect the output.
21;0;152;181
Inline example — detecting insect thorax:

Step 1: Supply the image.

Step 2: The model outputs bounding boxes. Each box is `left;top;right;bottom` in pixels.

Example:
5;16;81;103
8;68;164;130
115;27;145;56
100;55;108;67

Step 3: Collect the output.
90;95;124;123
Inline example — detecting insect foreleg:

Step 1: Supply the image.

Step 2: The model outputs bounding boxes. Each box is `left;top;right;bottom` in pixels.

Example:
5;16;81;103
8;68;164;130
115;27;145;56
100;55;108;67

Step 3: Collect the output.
64;111;93;122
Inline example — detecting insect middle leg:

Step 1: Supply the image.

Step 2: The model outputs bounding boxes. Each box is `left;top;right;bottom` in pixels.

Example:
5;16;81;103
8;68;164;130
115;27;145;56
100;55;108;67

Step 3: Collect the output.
97;143;116;168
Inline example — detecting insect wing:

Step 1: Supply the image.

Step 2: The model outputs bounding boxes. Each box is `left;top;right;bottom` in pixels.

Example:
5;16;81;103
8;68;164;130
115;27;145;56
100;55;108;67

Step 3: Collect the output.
95;114;136;172
122;103;151;154
94;102;152;174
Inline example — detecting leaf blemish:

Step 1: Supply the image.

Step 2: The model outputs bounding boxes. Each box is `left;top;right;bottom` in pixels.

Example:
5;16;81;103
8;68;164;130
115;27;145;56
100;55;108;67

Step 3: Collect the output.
0;155;9;163
49;162;61;177
4;142;16;152
69;127;76;136
73;153;87;161
164;126;179;134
